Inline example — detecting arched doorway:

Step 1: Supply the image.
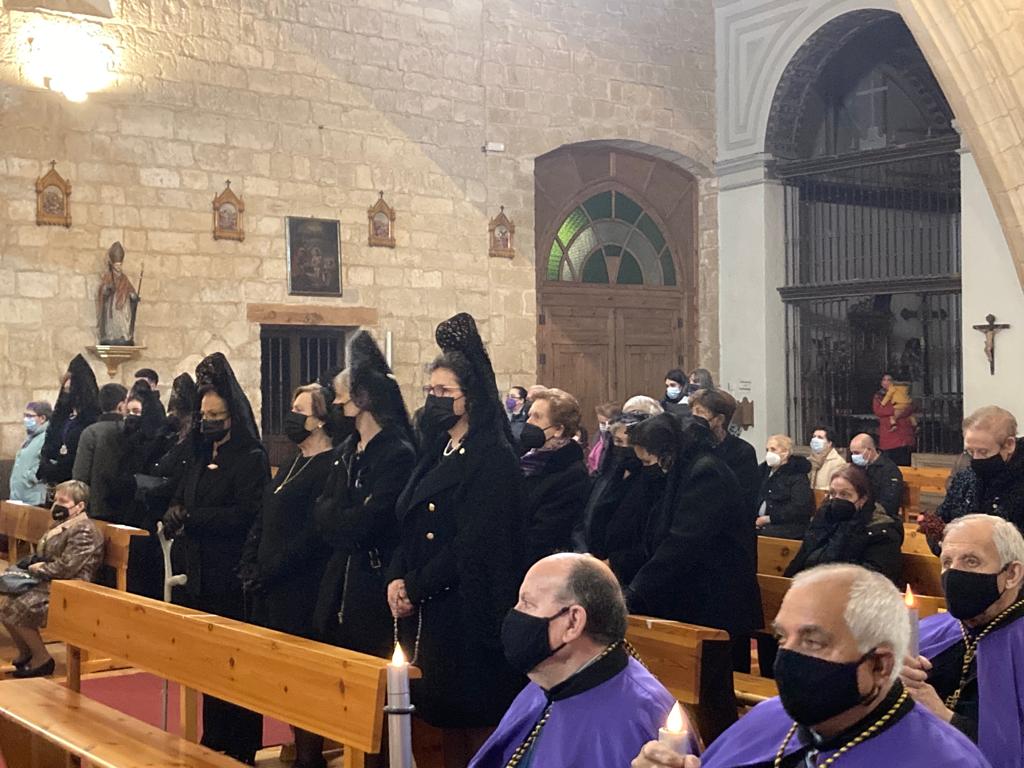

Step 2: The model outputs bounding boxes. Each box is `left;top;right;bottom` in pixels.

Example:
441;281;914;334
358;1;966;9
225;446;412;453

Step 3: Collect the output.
769;11;963;454
535;144;698;433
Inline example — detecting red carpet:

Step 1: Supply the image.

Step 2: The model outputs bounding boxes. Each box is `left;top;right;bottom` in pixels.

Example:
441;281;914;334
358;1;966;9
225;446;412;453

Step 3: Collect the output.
81;671;293;744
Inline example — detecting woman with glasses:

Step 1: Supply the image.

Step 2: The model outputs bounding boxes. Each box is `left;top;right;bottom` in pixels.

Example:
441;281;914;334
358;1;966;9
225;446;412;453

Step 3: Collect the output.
388;313;524;768
162;353;269;765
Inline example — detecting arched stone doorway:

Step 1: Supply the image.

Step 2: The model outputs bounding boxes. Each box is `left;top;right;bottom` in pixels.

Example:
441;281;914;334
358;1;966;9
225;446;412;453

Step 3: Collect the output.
768;11;963;453
534;144;698;433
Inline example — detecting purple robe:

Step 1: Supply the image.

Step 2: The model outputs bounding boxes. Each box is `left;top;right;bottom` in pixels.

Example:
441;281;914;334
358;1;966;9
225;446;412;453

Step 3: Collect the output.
701;696;991;768
467;657;674;768
920;611;1024;768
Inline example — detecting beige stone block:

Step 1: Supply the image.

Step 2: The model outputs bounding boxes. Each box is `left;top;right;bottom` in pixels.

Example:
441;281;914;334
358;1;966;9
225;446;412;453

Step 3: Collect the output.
347;265;375;285
15;271;57;299
140;167;181;189
149;231;199;254
119;108;176;139
176;114;227;145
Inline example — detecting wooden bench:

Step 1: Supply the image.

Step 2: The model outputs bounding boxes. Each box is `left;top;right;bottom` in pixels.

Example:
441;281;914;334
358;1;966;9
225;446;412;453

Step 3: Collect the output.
1;500;149;592
626;615;736;747
0;581;400;768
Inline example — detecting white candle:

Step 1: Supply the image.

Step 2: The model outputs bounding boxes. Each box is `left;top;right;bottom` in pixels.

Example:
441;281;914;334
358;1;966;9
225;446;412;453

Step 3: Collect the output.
386;644;414;768
905;585;920;659
658;702;690;755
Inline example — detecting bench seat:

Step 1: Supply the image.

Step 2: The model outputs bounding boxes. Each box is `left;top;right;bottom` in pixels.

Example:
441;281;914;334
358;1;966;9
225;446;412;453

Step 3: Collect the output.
0;677;242;768
734;672;778;706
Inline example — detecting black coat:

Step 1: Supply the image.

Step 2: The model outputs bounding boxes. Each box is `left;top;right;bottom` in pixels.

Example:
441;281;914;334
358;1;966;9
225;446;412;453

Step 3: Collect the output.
574;448;635;554
605;463;667;585
313;429;416;657
521;441;592;567
661;399;694;427
242;450;334;638
71;415;126;522
715;434;760;516
624;443;762;637
865;454;904;521
171;435;269;617
937;442;1024;529
784;501;903;585
755;455;814;540
38;414;91;486
389;428;525;728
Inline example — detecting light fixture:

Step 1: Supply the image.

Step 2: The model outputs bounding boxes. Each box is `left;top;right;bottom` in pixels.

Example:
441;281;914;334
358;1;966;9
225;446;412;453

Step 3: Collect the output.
22;19;116;103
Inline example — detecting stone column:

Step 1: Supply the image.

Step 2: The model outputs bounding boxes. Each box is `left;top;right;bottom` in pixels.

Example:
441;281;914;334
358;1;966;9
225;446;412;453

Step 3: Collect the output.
717;154;788;452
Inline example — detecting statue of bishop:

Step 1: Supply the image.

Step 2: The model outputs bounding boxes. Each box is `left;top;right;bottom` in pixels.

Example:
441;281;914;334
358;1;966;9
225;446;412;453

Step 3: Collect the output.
96;241;140;345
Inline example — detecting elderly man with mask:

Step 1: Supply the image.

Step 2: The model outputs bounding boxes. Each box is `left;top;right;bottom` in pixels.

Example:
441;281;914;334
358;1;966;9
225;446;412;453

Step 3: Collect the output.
849;433;904;521
470;553;674;768
632;564;989;768
903;514;1024;766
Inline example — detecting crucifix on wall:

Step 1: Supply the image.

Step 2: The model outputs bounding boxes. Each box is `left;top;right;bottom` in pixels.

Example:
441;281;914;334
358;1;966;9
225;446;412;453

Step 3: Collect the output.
972;314;1010;375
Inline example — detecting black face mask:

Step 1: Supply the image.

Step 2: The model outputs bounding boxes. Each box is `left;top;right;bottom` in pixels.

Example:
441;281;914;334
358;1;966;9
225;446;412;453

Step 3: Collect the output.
824;498;858;524
972;453;1007;481
123;414;142;435
200;418;229;444
774;648;876;726
51;504;71;522
611;445;634;463
501;606;570;675
519;423;548;452
420;394;460;436
284;412;312;444
325;404;357;441
942;566;1009;620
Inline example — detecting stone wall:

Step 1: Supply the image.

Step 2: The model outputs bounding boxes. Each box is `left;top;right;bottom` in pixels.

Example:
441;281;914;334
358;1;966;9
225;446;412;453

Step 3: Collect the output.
0;0;716;458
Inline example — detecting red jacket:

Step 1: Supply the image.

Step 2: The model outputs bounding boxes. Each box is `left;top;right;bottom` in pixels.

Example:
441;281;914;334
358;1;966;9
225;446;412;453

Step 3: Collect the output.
872;392;916;450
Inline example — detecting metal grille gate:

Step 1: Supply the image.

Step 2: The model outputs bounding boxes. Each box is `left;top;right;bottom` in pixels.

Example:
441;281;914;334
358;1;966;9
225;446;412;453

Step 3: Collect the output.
779;141;963;453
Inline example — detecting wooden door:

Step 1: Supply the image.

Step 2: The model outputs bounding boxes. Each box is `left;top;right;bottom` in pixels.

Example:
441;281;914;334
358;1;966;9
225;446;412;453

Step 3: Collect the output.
538;290;684;436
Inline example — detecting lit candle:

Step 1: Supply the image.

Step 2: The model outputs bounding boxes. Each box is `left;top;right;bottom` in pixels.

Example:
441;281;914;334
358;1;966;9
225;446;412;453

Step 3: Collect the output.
658;701;690;755
905;585;920;660
386;644;414;768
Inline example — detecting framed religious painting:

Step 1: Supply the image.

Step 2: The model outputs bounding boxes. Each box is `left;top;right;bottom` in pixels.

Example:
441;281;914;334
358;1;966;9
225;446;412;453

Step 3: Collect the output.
367;191;396;248
286;216;342;296
212;180;244;241
36;161;72;227
488;206;515;259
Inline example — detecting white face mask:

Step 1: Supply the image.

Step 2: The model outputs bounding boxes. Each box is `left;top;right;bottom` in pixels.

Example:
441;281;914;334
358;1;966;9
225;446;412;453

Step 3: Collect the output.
765;451;783;468
809;437;828;454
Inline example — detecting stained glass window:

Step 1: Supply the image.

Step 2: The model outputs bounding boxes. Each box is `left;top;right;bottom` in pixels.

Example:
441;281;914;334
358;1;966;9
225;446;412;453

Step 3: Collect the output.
547;191;676;286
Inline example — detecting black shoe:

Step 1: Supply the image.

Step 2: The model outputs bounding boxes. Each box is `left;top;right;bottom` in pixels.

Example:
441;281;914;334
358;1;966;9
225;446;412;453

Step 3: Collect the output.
12;657;55;678
11;654;30;669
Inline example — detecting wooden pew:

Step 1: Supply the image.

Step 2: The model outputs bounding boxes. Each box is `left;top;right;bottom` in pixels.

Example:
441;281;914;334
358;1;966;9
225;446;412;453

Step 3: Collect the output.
0;500;149;592
0;580;398;768
903;551;943;596
626;615;736;746
903;523;935;556
757;536;800;576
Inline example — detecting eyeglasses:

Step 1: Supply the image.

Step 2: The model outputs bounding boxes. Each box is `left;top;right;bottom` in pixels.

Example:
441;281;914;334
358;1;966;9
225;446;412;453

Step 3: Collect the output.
421;385;463;398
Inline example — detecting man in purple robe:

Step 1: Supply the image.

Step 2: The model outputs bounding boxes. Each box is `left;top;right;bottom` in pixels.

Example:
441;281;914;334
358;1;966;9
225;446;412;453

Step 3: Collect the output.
469;553;674;768
902;513;1024;768
632;564;990;768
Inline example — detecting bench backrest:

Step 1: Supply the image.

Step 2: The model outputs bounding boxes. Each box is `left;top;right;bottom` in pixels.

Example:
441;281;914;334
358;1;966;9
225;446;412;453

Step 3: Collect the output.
48;581;389;754
903;552;943;596
625;615;728;705
756;536;800;576
758;572;946;622
1;501;147;590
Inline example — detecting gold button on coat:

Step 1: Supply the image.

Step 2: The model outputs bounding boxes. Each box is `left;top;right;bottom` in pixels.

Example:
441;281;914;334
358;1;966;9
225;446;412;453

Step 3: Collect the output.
426;532;435;540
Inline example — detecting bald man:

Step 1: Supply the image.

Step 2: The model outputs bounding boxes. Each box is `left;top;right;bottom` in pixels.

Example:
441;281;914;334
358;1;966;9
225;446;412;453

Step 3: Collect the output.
632;564;988;768
469;553;674;768
849;433;903;521
906;514;1024;766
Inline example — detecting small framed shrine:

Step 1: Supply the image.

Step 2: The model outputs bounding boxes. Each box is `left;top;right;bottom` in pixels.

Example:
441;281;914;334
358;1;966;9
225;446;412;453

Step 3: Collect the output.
367;191;396;248
212;180;245;241
489;206;515;259
36;161;71;228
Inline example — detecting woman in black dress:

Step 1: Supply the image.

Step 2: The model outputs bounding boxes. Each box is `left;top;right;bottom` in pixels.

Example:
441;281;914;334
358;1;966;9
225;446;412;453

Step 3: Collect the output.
37;354;100;490
240;382;334;768
162;353;269;765
387;313;524;767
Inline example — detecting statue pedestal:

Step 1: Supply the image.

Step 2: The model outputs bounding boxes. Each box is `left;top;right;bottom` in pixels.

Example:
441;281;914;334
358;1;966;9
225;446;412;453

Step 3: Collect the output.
87;345;146;378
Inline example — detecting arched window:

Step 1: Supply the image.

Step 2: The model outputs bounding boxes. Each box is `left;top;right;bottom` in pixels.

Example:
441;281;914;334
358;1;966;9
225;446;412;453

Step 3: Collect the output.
546;190;676;286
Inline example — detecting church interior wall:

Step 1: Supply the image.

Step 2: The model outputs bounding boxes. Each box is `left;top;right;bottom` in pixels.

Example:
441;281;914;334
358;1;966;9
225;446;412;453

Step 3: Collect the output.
0;0;716;459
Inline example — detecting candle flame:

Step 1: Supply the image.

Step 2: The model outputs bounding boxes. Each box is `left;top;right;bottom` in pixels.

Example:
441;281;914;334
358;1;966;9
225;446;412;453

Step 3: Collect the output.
666;702;686;734
391;643;407;666
904;585;916;608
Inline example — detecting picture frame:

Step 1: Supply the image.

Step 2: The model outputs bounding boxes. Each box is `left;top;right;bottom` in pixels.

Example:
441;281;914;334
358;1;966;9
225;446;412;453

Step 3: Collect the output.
212;180;244;241
367;191;396;248
36;160;71;228
489;206;515;259
286;216;342;296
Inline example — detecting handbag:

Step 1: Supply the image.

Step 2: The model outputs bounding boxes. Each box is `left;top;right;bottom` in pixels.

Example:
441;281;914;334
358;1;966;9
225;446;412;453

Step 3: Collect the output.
0;567;41;596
